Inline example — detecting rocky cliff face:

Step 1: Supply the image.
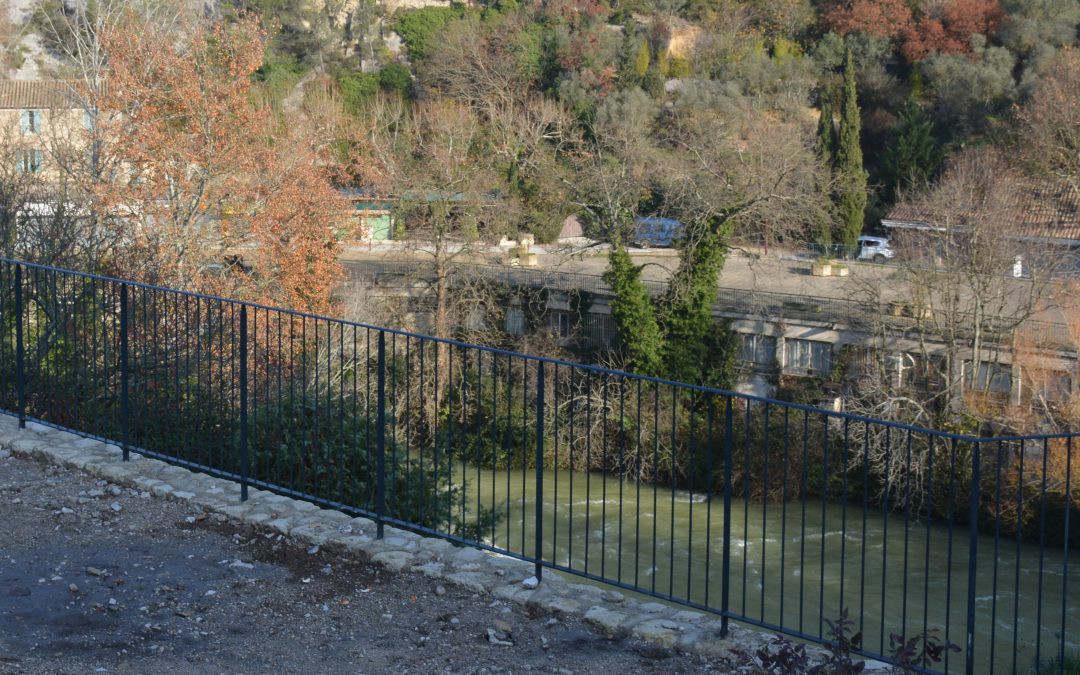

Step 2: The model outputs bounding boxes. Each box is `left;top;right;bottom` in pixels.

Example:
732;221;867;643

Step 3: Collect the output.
666;23;701;60
287;0;453;66
4;0;57;79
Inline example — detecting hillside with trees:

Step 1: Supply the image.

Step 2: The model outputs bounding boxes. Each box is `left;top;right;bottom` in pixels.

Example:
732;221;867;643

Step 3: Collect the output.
5;0;1080;429
57;0;1059;249
220;0;1078;221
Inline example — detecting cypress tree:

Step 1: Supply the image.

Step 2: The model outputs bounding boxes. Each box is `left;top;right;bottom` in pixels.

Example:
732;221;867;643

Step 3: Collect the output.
604;219;739;388
656;48;670;77
815;86;837;248
835;48;867;252
633;38;651;77
816;87;836;168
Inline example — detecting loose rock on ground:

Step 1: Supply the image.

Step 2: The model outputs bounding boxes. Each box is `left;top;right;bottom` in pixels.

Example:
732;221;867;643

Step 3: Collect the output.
0;450;747;673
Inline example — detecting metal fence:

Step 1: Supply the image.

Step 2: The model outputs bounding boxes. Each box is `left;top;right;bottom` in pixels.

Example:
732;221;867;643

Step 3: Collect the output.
0;257;1077;674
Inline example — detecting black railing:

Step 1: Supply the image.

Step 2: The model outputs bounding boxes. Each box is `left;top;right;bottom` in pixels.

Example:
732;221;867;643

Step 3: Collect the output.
346;260;1074;350
0;257;1077;674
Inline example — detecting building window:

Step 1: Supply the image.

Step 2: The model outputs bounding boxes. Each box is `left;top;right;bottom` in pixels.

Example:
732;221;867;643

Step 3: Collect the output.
584;314;613;348
83;110;95;131
737;334;776;368
464;304;486;332
17;149;43;174
889;352;945;391
547;311;572;338
784;339;832;375
1023;368;1071;403
505;307;525;336
965;361;1012;395
20;110;40;134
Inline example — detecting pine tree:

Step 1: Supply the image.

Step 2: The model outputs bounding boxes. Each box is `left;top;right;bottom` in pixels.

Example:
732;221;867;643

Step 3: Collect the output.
880;97;941;204
835;48;867;252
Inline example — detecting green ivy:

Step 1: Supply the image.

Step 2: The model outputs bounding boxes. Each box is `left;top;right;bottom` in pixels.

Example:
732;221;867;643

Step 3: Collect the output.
603;246;663;377
659;225;735;389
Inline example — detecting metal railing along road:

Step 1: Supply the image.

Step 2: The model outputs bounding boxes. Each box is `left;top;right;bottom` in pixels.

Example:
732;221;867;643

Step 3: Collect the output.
0;257;1077;674
349;260;1074;350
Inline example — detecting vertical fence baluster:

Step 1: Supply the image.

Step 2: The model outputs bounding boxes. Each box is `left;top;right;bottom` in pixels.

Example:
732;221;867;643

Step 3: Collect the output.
119;283;129;461
14;264;24;429
1037;438;1049;670
1061;436;1072;675
376;331;386;539
721;395;733;638
15;260;1080;673
239;304;248;502
534;360;545;582
965;439;980;675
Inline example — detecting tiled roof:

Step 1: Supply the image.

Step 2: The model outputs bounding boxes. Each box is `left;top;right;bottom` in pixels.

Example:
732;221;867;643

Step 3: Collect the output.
885;179;1080;244
0;80;82;109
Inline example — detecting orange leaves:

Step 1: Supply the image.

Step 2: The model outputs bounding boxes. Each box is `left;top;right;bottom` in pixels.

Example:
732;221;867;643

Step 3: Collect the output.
822;0;913;41
93;12;273;281
822;0;1006;63
87;11;343;314
247;134;345;316
900;0;1005;62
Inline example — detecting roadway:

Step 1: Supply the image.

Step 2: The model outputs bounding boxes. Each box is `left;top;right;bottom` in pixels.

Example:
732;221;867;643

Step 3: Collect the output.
338;244;910;302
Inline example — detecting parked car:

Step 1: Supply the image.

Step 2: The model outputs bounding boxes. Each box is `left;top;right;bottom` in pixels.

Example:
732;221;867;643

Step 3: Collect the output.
856;235;894;263
633;217;684;248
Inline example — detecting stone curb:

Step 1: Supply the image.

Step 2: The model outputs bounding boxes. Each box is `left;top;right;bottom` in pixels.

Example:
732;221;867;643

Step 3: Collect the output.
0;417;792;663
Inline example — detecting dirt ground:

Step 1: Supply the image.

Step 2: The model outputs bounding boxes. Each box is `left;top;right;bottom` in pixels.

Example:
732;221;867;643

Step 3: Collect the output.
0;450;746;674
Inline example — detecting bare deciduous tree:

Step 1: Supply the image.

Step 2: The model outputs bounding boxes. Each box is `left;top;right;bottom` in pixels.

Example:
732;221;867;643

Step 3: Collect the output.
848;147;1067;429
1017;47;1080;194
352;98;505;348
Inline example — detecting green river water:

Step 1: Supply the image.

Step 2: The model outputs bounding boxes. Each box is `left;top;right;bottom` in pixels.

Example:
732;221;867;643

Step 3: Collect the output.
449;462;1079;674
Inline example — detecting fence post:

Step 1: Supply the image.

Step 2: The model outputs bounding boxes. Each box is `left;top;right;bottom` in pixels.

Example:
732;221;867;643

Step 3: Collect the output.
534;360;545;582
14;264;25;429
376;330;386;539
239;304;248;502
119;283;129;461
965;440;981;675
721;395;734;637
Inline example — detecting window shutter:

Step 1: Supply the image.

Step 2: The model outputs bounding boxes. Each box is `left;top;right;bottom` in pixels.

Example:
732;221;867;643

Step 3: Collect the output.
20;111;29;134
83;110;93;131
34;149;43;172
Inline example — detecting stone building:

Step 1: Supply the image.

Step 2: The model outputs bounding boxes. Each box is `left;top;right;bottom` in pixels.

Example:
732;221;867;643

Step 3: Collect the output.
0;79;90;183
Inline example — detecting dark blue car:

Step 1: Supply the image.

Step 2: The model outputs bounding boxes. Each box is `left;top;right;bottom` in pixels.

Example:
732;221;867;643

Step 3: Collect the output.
633;217;684;248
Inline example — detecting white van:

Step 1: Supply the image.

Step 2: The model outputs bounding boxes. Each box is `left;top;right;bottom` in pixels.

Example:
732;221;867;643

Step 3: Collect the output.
856;236;894;263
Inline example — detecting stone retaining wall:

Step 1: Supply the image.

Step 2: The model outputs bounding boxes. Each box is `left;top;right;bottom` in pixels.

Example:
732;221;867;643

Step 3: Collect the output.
0;415;871;667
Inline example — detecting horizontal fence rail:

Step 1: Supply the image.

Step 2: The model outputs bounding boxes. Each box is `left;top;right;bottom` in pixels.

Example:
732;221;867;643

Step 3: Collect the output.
346;260;1073;350
0;257;1077;674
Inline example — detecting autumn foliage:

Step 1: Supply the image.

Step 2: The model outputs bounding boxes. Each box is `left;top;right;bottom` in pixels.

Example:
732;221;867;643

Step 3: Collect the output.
821;0;914;41
901;0;1006;61
822;0;1007;62
89;12;343;314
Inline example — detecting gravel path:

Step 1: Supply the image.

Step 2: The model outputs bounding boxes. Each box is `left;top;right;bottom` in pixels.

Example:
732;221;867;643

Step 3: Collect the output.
0;450;742;674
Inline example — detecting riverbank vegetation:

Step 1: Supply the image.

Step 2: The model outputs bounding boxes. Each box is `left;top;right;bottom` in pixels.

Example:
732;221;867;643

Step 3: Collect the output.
4;0;1080;541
